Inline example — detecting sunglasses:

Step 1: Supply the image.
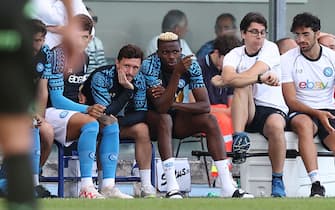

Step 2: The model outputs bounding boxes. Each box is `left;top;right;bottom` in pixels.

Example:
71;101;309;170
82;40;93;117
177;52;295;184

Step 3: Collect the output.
92;16;98;23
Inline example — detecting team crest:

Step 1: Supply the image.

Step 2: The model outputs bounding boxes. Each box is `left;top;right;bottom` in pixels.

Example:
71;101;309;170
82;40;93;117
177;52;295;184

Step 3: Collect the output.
59;111;69;118
323;67;333;77
36;62;44;72
178;79;186;89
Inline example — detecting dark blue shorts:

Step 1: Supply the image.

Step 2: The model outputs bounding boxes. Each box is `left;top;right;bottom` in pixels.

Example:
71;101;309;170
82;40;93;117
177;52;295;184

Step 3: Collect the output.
246;105;288;136
288;109;335;151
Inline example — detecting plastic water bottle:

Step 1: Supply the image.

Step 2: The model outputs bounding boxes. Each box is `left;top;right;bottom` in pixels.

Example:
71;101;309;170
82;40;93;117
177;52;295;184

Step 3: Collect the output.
207;192;218;197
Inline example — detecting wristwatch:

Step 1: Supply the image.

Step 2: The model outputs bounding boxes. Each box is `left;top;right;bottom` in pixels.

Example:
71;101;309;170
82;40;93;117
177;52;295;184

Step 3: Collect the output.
257;73;263;84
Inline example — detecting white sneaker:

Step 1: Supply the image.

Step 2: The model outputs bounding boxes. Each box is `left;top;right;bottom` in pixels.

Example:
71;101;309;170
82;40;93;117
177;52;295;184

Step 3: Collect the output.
79;185;105;199
165;190;183;199
100;186;134;199
140;185;157;198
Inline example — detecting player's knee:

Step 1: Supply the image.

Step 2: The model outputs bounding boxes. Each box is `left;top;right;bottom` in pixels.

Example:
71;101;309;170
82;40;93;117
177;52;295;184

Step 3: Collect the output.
133;123;150;140
158;114;173;130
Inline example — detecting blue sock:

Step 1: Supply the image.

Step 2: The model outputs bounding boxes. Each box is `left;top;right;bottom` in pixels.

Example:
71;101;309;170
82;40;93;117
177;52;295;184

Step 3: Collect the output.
32;127;41;175
272;172;283;179
78;121;99;178
100;122;119;179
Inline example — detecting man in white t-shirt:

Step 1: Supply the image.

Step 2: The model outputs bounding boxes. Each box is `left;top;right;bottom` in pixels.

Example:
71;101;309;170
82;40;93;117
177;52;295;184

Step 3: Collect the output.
212;12;288;197
281;12;335;197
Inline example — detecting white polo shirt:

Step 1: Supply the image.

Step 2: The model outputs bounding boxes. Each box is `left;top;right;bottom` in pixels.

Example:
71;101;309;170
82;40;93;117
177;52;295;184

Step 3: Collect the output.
223;39;288;113
281;46;335;109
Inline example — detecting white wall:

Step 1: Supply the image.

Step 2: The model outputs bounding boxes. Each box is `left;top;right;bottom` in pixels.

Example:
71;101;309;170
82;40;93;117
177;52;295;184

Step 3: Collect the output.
84;0;335;58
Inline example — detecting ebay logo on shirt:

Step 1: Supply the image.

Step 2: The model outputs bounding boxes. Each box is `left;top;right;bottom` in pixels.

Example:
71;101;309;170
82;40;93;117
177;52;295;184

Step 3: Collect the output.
298;80;328;89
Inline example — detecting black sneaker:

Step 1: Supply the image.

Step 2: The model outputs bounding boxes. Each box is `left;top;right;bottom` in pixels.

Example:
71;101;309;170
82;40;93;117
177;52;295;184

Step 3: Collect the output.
310;181;325;197
165;190;183;199
34;185;57;198
232;189;254;198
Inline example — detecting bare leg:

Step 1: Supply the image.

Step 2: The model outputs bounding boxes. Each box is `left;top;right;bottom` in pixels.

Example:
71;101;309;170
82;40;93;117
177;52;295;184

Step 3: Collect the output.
323;132;335;152
263;114;286;173
146;111;173;160
39;120;54;167
231;86;255;132
0;114;36;209
291;114;318;173
120;123;152;170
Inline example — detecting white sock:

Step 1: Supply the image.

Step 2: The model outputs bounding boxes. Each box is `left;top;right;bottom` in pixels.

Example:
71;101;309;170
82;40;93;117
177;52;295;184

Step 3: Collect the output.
33;174;39;186
140;169;151;187
215;159;236;197
102;178;115;189
81;177;94;188
162;158;179;192
98;170;103;191
308;170;320;183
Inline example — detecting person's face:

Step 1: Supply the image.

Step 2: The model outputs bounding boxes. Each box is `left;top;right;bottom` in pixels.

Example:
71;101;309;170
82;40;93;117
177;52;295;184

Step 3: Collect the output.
216;18;236;37
116;58;142;82
319;36;335;51
174;18;188;38
74;29;92;52
212;50;225;71
157;41;182;71
242;22;267;53
33;32;45;54
293;26;319;53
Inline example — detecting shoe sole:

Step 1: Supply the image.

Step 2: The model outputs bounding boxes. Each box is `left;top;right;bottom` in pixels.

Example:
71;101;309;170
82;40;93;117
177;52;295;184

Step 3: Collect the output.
232;135;251;153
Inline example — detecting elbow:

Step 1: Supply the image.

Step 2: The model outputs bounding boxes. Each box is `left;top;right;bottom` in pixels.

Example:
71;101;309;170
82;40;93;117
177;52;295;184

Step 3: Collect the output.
222;75;234;86
203;104;211;113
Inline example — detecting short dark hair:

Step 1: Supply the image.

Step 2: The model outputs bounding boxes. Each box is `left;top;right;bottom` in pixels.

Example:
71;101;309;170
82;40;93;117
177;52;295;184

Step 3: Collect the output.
215;13;236;33
31;19;47;36
117;44;144;62
161;10;187;32
290;12;320;32
73;14;93;34
240;12;267;32
213;35;241;55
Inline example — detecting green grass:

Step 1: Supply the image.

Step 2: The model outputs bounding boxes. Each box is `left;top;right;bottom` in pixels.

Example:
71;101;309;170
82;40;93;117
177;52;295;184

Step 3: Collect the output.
1;198;335;210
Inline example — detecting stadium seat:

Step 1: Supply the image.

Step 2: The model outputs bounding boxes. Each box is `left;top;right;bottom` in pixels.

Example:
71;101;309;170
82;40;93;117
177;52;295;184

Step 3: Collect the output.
40;139;156;197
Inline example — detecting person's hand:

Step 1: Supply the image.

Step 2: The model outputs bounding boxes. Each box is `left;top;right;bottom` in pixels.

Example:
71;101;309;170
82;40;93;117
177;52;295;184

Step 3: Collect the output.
175;54;193;76
46;25;64;34
33;114;43;127
150;86;165;99
211;75;225;87
87;104;106;119
261;72;280;86
316;110;335;134
118;70;134;90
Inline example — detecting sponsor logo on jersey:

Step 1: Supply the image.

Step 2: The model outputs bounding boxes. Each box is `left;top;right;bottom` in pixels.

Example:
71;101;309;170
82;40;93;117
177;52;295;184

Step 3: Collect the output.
68;74;89;84
323;67;333;77
59;111;69;118
296;68;303;73
36;62;44;72
298;80;328;89
88;152;96;160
